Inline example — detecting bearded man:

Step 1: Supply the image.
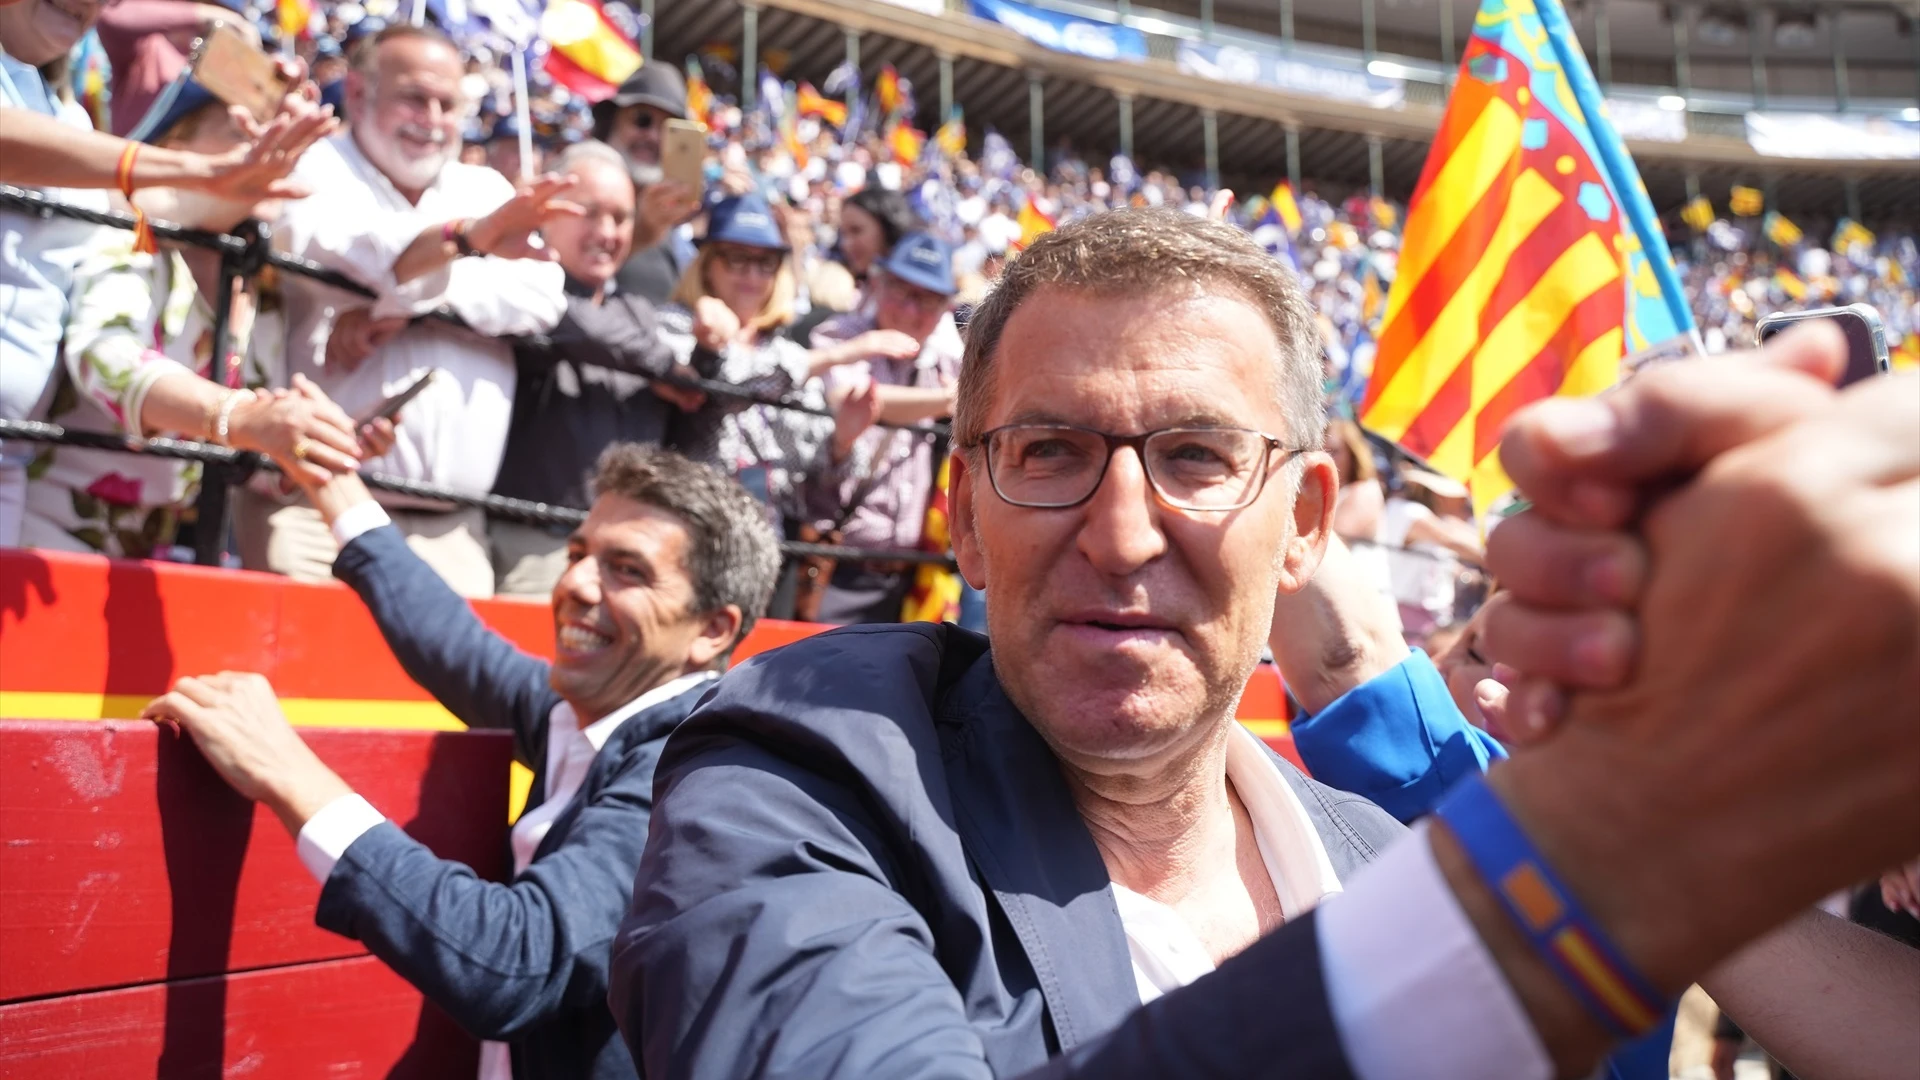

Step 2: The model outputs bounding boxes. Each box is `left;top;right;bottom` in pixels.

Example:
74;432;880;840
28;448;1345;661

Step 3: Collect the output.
243;23;567;596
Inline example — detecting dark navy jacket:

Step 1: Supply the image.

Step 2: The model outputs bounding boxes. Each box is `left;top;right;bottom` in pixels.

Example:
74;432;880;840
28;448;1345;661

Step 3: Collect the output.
323;524;705;1080
611;622;1408;1080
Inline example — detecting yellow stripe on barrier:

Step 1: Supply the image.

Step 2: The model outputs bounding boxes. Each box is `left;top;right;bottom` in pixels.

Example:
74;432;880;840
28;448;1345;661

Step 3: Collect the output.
3;691;536;823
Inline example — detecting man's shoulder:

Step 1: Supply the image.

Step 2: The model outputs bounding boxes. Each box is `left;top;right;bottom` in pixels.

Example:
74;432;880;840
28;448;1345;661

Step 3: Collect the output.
664;623;980;772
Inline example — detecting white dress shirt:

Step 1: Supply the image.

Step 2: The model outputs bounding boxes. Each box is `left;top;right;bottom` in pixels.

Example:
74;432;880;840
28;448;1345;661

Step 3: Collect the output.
274;133;566;499
1108;724;1551;1079
1114;724;1344;1005
297;500;716;1080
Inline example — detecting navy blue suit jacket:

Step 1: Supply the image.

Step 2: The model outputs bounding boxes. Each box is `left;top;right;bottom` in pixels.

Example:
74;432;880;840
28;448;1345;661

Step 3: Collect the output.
323;524;705;1080
611;623;1407;1079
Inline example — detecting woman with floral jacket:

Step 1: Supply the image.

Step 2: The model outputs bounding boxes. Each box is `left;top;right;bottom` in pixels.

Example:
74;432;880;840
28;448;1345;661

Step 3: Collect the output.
23;89;364;558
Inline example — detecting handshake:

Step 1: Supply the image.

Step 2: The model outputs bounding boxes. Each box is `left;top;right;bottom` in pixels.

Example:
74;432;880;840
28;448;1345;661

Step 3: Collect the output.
1445;320;1919;1073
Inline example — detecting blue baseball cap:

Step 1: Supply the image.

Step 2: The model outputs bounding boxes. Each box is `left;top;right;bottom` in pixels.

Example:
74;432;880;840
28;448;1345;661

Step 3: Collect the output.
880;232;957;297
129;75;219;145
701;193;788;252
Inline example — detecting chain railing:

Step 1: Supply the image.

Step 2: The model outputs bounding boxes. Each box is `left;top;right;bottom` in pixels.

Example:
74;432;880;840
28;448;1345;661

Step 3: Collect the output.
0;419;959;569
0;184;954;571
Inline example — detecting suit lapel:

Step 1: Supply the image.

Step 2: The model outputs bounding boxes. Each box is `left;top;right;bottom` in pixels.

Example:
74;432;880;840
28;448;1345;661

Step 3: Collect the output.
525;685;706;866
936;651;1139;1052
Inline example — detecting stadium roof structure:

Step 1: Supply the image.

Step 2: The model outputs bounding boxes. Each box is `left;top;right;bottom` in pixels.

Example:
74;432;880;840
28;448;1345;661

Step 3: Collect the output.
655;0;1920;221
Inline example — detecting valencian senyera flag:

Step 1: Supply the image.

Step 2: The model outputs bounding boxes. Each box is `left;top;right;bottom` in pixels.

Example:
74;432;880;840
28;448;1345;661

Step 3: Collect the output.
1360;0;1696;517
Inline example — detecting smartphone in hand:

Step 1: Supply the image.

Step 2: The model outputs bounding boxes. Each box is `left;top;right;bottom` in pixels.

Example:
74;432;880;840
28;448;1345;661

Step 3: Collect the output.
191;21;290;125
355;369;439;426
1757;303;1889;388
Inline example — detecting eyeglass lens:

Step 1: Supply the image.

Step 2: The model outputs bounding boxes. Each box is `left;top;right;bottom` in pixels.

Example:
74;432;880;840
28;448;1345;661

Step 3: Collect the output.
987;426;1277;510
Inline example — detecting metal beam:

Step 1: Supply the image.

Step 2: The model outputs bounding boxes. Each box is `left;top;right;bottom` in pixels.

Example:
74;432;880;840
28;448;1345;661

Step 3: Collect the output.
1201;0;1214;42
1361;0;1376;62
1203;109;1219;191
940;53;954;122
1671;3;1690;101
1285;125;1300;193
1118;93;1134;159
1831;9;1848;111
1367;134;1383;197
1029;75;1044;168
1750;8;1767;108
845;29;860;108
641;0;654;59
1595;2;1611;92
1279;0;1293;51
742;4;759;112
1439;0;1454;85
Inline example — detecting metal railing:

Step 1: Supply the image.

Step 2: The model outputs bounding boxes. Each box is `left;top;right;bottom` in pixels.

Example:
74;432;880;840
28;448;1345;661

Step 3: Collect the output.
0;185;955;572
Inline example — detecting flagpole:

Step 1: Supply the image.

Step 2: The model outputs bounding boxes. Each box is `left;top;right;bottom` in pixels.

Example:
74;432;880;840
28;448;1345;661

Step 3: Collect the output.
510;47;534;182
1535;0;1694;339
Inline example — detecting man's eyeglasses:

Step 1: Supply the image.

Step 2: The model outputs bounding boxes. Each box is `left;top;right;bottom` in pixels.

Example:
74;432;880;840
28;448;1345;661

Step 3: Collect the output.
976;424;1303;512
713;248;786;276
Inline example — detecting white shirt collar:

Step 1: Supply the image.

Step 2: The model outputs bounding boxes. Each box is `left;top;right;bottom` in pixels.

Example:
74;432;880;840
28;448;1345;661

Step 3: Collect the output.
570;669;720;753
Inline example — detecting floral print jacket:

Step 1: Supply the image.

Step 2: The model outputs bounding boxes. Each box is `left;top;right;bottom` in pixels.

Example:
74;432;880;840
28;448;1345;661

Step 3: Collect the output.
25;236;257;558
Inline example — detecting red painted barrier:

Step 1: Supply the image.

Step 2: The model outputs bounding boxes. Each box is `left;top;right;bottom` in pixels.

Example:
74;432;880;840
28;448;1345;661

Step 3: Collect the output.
0;721;511;1004
0;721;507;1074
0;955;476;1077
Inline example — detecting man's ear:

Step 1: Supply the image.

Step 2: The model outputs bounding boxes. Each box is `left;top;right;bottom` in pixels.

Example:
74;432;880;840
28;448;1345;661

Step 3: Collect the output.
685;605;744;671
950;451;986;590
345;70;370;120
1276;453;1337;595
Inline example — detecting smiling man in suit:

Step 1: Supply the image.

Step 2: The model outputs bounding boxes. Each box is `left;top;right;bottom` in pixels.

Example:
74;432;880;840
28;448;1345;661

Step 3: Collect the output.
144;442;779;1080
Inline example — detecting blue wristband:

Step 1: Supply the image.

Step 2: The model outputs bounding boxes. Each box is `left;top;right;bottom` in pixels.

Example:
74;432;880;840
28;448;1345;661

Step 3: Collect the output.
1434;773;1670;1038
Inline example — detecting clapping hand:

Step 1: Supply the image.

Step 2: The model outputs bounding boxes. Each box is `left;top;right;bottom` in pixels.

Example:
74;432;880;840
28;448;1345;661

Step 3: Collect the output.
691;296;744;353
467;174;586;261
831;378;882;463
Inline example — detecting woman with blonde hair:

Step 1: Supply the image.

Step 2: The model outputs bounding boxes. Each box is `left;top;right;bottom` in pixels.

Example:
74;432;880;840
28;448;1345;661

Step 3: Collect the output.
660;192;921;530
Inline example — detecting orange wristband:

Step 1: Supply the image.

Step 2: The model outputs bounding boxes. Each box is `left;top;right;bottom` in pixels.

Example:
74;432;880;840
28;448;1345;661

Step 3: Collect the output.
116;142;158;255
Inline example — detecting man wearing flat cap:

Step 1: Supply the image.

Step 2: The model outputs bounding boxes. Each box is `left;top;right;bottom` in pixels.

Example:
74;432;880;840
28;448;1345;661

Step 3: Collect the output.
594;63;700;304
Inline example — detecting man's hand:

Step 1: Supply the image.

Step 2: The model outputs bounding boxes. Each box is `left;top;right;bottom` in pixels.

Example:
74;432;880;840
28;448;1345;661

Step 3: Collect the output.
830;378;882;464
691;296;743;352
467;173;586;261
634;181;700;252
142;672;354;838
1491;365;1920;991
225;379;363;485
846;329;923;364
193;103;337;203
650;364;707;413
324;307;409;374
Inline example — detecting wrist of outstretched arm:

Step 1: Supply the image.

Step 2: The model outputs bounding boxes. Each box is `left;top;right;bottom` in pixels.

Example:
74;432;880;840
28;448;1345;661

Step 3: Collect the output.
265;760;356;839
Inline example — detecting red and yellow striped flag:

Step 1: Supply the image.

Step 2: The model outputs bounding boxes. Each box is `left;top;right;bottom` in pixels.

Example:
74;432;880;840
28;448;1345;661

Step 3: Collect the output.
795;82;848;127
901;454;961;623
888;123;926;166
1359;0;1693;516
1014;196;1056;250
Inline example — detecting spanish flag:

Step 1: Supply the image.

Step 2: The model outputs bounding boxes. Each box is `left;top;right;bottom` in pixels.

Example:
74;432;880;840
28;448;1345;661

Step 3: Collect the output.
901;454;962;624
1015;196;1056;250
541;0;642;103
876;64;906;119
1359;0;1694;517
686;58;714;126
1269;181;1302;236
796;81;848;127
888;122;926;166
1771;267;1807;301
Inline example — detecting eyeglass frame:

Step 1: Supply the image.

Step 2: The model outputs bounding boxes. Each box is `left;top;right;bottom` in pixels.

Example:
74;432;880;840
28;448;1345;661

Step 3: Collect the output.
709;245;788;276
970;423;1308;512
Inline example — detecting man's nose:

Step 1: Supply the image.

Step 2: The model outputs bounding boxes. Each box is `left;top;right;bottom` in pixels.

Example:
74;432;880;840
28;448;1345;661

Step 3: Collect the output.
554;554;602;607
1076;446;1167;576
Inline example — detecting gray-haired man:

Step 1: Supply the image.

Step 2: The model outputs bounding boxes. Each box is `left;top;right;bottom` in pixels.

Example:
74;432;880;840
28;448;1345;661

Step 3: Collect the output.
491;139;704;596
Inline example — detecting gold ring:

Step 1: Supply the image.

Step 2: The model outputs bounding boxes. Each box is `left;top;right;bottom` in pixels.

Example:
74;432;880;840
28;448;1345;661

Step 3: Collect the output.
292;439;313;462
